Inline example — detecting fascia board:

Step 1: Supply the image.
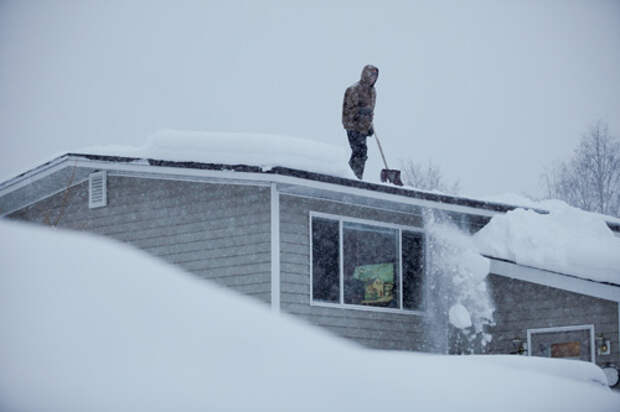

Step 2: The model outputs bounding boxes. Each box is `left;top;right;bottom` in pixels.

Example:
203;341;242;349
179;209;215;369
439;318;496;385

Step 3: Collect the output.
490;259;620;303
65;157;500;217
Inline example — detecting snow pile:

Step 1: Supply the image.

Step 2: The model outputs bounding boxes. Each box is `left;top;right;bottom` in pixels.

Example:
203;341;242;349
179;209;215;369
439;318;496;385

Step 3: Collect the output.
1;220;618;411
78;129;356;179
474;203;620;284
448;303;473;329
425;218;495;350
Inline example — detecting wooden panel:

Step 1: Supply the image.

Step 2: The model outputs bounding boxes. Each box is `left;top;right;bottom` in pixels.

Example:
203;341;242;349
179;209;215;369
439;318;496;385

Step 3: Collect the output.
280;272;310;286
9;176;272;305
145;233;271;256
280;233;309;245
194;263;272;279
173;252;271;271
128;223;269;249
158;242;270;263
278;193;427;351
18;179;269;234
485;274;620;367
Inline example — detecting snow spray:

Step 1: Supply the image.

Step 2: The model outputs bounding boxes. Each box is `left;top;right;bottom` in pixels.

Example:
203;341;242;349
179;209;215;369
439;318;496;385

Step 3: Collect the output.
422;211;495;354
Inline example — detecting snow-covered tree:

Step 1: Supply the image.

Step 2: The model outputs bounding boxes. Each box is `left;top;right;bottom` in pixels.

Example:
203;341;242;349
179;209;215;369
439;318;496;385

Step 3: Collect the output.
542;121;620;218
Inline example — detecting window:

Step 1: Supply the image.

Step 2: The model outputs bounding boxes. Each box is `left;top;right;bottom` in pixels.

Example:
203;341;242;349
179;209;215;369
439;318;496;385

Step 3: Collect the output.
402;230;424;310
527;325;595;363
311;213;425;312
312;217;340;303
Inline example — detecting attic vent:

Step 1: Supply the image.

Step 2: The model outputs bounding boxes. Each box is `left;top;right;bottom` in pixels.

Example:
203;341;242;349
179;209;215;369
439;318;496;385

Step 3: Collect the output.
89;171;107;209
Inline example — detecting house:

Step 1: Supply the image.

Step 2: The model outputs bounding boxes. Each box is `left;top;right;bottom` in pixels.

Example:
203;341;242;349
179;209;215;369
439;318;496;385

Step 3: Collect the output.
1;132;619;381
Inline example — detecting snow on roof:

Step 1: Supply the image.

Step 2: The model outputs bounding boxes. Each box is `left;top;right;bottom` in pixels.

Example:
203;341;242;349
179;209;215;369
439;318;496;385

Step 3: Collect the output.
479;193;620;226
474;201;620;285
78;129;357;180
4;130;619;287
77;130;617;219
1;220;617;411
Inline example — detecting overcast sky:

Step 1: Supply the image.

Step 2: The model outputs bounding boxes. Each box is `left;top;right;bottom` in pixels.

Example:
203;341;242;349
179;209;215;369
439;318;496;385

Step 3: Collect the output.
1;0;619;198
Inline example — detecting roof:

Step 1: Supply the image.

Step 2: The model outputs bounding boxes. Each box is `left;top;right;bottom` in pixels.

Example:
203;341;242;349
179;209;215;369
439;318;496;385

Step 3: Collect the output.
74;153;533;214
1;149;619;295
1;151;620;234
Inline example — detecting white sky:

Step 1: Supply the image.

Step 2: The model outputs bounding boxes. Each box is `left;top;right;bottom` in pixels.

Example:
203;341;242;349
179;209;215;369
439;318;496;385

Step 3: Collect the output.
1;0;619;198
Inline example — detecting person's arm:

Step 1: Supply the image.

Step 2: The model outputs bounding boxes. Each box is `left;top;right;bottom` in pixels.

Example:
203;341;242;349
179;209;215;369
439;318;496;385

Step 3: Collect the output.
342;87;360;128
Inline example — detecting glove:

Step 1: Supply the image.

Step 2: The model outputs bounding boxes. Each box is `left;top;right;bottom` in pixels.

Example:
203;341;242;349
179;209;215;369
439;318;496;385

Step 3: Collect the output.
368;127;374;136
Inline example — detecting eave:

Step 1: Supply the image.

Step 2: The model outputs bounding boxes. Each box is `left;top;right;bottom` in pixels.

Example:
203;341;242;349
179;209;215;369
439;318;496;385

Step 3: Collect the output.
1;153;619;235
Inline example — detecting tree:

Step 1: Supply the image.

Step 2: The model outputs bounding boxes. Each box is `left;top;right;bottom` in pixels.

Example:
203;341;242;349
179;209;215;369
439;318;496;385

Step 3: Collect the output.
542;121;620;217
401;159;461;194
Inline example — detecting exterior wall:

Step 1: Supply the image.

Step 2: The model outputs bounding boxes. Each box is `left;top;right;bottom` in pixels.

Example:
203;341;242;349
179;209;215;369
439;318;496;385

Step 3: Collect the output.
8;175;272;303
486;274;620;367
278;194;431;351
7;171;618;363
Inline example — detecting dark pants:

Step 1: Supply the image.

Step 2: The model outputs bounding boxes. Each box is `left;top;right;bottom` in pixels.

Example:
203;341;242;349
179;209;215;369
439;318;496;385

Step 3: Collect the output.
346;130;368;179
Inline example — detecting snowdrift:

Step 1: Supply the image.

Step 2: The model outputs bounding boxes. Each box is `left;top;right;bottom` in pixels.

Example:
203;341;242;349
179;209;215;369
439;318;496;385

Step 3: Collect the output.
1;220;618;411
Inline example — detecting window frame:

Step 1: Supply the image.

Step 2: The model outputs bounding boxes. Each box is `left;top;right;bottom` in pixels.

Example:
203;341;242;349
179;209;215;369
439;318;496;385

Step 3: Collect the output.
309;211;426;316
526;324;596;363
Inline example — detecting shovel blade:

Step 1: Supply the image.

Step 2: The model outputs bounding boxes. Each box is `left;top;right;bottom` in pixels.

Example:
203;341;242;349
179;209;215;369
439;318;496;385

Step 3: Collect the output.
380;169;403;186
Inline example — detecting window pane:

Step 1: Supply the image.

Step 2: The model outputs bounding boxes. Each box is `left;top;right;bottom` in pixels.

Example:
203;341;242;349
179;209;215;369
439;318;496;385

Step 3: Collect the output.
402;231;424;310
343;222;398;308
312;217;340;303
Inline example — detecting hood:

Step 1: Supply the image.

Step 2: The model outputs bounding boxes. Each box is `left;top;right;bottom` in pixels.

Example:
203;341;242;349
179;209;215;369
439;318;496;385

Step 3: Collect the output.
360;65;379;87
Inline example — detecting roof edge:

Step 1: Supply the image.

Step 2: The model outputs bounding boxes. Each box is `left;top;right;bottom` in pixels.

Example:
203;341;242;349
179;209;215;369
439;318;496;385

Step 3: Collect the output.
68;153;535;215
2;152;619;233
0;154;71;195
488;257;620;302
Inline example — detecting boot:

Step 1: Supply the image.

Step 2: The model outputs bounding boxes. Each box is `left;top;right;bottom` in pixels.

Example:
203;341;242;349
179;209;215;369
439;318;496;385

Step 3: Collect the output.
349;158;364;180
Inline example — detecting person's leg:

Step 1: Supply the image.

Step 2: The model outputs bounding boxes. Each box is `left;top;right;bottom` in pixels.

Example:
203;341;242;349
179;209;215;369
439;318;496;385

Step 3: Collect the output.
347;130;362;178
356;135;368;178
347;130;368;179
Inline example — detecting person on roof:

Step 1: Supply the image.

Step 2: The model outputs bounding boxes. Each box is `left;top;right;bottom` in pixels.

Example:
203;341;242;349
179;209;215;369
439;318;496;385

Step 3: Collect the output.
342;64;379;179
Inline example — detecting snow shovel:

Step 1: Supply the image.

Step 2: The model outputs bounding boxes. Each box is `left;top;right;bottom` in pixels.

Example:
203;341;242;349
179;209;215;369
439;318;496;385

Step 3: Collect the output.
373;131;403;186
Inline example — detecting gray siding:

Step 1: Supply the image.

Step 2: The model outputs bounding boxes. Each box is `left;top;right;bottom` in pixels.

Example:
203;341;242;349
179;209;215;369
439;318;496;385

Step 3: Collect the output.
486;274;620;366
279;194;429;351
8;172;618;362
9;176;272;303
0;164;92;216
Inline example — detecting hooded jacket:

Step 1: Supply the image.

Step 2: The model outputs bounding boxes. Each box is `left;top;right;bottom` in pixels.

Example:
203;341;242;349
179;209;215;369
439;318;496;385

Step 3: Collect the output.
342;65;378;135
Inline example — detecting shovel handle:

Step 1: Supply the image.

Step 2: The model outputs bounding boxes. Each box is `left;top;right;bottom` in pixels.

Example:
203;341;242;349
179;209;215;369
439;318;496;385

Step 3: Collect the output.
373;131;390;169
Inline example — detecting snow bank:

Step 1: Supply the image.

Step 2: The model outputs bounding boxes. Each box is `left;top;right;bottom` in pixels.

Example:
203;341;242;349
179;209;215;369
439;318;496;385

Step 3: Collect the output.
77;129;356;179
1;220;617;411
474;203;620;284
